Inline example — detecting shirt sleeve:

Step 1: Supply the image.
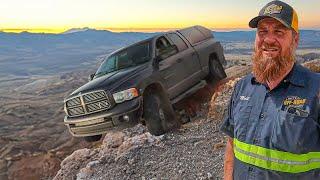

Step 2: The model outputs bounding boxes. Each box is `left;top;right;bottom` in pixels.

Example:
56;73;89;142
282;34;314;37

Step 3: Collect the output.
220;81;240;138
317;90;320;124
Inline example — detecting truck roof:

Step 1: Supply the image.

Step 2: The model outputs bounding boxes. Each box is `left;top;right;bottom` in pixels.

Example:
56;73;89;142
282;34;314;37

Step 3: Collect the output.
107;25;214;58
175;25;213;46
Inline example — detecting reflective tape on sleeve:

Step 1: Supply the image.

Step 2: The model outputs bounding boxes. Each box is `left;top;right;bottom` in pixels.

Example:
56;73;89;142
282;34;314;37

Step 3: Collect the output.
234;138;320;173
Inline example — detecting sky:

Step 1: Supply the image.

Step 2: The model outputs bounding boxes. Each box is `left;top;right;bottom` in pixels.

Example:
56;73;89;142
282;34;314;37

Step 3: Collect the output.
1;0;319;33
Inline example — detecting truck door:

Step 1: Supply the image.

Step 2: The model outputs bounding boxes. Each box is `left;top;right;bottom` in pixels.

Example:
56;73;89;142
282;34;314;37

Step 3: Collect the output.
155;36;186;99
165;33;202;94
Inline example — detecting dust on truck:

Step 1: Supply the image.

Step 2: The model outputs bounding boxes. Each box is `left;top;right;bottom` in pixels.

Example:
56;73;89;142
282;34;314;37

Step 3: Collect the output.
63;25;227;142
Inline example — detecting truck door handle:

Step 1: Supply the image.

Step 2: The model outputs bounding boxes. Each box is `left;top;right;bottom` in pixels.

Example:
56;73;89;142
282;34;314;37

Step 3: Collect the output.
177;58;183;63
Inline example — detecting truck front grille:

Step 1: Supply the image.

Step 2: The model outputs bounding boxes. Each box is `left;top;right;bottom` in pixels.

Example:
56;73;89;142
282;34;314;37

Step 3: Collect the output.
86;100;111;113
65;90;112;117
66;97;81;107
83;91;106;103
68;107;85;116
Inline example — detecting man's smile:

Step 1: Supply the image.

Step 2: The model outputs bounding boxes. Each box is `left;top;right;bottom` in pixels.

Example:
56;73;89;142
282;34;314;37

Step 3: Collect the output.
262;47;279;52
261;46;280;57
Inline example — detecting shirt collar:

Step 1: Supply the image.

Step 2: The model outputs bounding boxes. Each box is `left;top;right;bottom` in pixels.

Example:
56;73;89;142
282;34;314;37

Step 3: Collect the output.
283;63;306;87
251;63;306;87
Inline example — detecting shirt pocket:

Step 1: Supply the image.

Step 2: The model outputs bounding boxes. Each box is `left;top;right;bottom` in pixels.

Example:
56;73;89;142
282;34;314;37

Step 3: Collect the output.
271;109;316;153
234;105;253;140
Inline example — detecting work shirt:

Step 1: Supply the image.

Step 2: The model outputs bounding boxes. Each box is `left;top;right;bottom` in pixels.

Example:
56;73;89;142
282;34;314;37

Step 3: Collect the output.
221;63;320;180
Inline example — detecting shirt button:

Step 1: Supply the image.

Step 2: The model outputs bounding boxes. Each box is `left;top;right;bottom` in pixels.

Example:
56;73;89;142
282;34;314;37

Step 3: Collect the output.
259;113;264;118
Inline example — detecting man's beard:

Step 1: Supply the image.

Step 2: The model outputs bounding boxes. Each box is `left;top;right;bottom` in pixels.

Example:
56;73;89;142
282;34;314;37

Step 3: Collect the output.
252;43;295;84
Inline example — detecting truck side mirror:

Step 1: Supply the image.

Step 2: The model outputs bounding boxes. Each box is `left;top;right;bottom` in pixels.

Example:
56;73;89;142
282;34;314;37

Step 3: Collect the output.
88;73;95;81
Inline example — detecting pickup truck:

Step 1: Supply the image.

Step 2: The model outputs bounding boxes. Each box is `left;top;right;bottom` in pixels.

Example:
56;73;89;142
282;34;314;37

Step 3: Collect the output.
63;25;227;142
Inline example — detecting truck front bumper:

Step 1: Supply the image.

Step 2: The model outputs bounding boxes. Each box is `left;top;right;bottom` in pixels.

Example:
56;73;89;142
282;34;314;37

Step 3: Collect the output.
64;97;142;137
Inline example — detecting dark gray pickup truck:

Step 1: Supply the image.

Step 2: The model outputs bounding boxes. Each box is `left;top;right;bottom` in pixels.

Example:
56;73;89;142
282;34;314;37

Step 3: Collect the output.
63;25;226;141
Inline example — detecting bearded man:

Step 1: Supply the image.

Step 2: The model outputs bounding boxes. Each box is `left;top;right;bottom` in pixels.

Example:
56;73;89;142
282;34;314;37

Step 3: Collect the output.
220;1;320;180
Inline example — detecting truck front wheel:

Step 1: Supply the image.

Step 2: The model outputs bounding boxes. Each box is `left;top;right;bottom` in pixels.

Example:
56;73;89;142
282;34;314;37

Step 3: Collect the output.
143;93;178;136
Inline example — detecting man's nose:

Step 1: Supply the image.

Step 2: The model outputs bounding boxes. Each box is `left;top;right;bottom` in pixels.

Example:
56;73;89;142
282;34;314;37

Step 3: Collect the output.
263;32;277;44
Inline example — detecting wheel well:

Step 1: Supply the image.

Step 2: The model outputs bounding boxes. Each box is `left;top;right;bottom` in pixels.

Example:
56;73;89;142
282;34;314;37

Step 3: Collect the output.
207;52;226;81
209;53;218;62
209;52;225;69
143;83;165;97
141;83;166;118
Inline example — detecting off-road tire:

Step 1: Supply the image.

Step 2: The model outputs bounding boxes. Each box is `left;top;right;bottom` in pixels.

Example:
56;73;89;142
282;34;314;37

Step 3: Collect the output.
206;58;226;83
143;93;178;136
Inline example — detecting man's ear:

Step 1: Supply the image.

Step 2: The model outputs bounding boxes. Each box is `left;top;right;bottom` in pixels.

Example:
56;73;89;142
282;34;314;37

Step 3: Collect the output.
293;31;300;47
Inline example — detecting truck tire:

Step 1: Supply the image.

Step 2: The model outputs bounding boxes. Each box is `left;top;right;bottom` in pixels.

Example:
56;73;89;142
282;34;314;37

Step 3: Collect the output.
84;135;102;142
207;58;226;82
143;93;177;136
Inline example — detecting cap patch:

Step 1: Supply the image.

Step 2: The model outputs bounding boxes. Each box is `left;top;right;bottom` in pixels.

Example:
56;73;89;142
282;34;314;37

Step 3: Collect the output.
264;4;283;15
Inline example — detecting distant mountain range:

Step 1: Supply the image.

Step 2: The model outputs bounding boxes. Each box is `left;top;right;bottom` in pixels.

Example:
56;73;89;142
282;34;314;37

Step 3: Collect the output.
213;30;320;47
62;27;93;34
0;29;156;76
0;28;319;77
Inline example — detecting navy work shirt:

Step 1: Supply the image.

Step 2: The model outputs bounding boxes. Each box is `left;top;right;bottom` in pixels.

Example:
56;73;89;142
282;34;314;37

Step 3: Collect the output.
221;63;320;180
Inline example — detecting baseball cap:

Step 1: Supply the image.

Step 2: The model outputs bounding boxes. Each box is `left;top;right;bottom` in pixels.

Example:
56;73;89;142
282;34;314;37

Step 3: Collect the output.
249;0;299;33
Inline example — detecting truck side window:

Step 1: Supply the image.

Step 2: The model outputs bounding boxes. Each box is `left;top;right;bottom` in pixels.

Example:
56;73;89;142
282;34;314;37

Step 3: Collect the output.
167;33;188;51
156;37;177;59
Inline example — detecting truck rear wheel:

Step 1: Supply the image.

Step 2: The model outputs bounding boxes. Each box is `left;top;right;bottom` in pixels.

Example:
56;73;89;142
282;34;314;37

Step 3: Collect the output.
207;58;226;83
143;93;178;136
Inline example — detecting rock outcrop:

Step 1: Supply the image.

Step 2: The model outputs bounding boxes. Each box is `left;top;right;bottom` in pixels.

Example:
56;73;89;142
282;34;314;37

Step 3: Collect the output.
303;59;320;73
54;125;164;180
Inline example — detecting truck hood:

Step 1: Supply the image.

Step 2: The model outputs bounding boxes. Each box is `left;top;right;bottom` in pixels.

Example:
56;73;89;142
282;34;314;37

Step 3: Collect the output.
69;63;148;98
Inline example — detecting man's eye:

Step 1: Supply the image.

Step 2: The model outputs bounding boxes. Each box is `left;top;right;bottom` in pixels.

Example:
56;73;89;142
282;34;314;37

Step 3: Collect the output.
275;30;284;36
258;30;267;35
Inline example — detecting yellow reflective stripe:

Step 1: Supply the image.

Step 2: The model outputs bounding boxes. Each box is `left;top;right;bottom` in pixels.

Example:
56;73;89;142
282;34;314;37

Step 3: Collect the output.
234;138;320;173
235;138;320;162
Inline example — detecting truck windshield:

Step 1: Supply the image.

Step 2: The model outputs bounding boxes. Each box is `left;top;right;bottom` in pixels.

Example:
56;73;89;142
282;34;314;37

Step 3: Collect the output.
94;41;151;78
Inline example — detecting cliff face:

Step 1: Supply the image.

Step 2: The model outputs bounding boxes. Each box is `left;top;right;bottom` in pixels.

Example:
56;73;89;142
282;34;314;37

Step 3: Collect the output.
0;70;98;180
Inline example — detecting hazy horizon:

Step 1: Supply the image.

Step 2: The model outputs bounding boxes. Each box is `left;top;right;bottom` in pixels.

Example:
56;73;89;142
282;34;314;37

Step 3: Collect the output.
1;0;319;34
1;27;320;34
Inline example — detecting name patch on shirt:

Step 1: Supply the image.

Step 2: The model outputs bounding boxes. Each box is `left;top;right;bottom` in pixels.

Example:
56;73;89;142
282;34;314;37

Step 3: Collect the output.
283;96;306;106
282;96;309;117
240;96;250;101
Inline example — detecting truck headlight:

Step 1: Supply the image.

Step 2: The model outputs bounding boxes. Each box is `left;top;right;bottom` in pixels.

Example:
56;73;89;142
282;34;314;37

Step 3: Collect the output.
112;88;139;103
